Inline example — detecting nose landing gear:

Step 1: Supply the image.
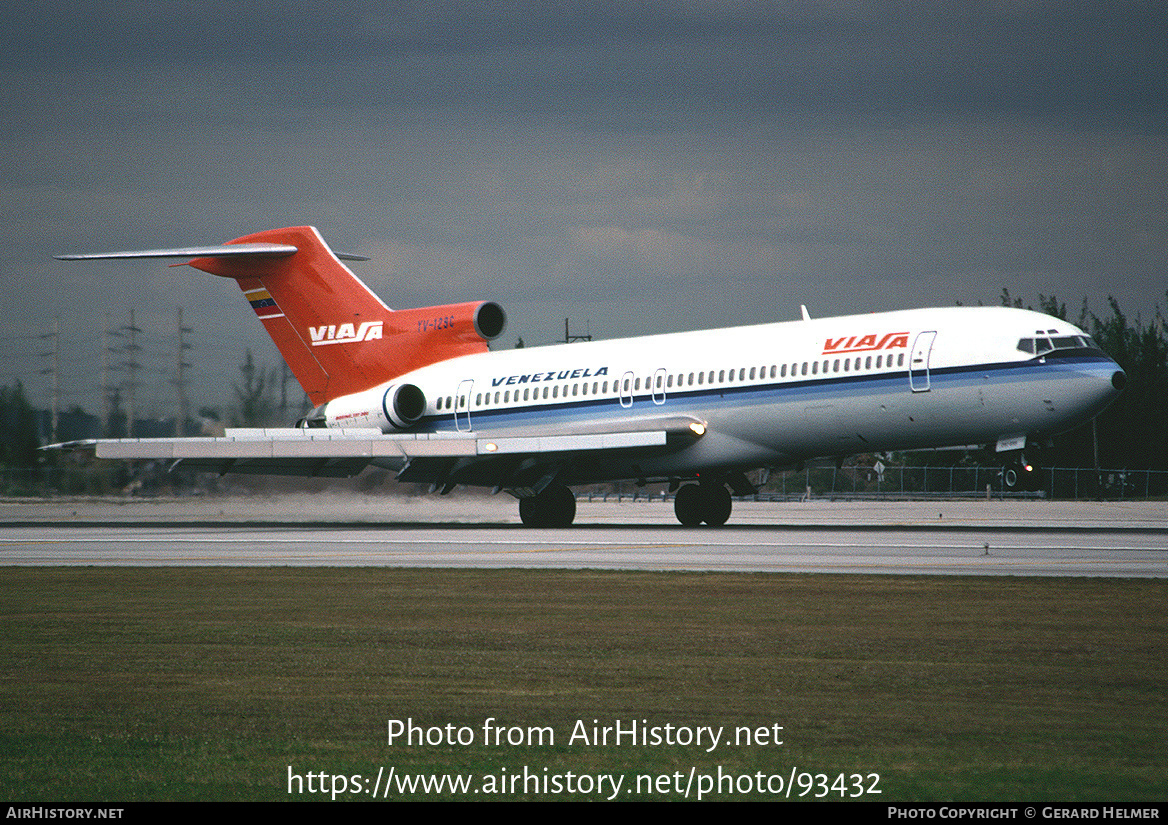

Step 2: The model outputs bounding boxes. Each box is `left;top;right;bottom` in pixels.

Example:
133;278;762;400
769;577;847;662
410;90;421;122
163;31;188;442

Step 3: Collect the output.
1002;456;1041;493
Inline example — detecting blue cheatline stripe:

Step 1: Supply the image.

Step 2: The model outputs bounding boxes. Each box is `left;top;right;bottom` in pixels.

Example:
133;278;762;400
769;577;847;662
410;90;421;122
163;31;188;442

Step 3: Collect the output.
412;353;1116;436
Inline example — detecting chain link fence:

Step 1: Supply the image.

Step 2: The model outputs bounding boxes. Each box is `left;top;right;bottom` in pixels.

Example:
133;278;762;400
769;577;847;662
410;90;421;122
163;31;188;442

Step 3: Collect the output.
586;465;1168;502
3;464;1166;501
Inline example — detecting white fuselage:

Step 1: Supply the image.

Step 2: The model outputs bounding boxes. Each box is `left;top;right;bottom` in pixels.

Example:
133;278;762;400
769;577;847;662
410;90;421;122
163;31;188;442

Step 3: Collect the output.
320;306;1124;485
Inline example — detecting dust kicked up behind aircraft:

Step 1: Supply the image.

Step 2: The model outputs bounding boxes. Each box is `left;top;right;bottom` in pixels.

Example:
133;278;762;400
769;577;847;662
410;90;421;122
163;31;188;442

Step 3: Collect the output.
54;226;1126;526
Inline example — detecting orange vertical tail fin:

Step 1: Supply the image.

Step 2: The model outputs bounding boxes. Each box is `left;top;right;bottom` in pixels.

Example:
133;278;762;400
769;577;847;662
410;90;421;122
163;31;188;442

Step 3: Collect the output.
184;227;505;405
58;226;505;406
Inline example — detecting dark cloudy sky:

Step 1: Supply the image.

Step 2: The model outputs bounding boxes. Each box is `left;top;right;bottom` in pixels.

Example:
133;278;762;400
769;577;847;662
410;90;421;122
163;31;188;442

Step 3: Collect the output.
3;1;1165;418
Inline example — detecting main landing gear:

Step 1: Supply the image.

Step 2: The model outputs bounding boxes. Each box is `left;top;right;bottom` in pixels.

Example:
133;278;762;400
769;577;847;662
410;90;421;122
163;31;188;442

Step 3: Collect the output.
673;481;732;527
518;483;577;527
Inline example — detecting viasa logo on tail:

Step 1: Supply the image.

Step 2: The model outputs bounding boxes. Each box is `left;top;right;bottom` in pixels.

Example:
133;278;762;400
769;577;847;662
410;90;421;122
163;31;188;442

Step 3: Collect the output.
308;321;384;346
822;331;909;355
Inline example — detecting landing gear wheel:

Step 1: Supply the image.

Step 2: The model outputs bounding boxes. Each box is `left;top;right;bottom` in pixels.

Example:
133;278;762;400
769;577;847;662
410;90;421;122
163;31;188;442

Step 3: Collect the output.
700;482;732;527
1003;457;1040;493
519;484;577;527
673;482;733;526
674;484;704;526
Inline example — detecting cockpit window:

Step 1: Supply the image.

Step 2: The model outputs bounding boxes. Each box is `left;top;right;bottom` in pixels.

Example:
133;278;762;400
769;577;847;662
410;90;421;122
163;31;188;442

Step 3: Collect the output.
1017;334;1097;355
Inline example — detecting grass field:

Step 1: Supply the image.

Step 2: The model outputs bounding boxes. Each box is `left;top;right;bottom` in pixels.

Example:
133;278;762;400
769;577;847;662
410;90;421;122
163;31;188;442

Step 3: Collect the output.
1;568;1165;801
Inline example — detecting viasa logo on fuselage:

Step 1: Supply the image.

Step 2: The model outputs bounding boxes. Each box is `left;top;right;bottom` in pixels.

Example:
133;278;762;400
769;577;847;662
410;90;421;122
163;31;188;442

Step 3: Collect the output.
822;331;910;355
308;321;384;346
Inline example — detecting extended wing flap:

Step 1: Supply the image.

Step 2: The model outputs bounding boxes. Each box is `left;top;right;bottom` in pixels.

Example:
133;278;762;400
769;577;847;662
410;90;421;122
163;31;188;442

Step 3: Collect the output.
46;421;692;482
477;431;666;454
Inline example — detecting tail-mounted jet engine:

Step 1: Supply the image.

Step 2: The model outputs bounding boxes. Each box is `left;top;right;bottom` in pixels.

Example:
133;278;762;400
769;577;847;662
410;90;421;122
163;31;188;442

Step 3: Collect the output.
383;383;426;429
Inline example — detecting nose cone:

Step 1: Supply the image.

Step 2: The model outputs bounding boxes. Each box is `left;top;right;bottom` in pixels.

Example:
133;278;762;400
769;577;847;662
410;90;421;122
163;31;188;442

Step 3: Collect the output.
1079;358;1126;424
1062;355;1125;430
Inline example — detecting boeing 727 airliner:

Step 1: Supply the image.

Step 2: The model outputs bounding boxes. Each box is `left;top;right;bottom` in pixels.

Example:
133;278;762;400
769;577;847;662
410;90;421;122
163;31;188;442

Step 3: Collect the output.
55;226;1126;526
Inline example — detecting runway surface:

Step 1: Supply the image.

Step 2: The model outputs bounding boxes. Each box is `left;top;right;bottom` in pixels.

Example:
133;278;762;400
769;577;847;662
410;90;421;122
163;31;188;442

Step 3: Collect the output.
3;497;1165;576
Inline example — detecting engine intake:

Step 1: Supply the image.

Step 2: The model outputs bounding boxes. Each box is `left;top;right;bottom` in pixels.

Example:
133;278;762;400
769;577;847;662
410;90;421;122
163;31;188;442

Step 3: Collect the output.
474;301;506;340
383;383;426;429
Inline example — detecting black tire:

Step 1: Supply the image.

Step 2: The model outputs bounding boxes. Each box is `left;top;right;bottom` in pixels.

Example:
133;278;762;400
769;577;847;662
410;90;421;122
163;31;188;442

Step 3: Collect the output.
519;484;576;527
546;484;577;527
519;495;544;527
674;484;704;526
701;482;732;527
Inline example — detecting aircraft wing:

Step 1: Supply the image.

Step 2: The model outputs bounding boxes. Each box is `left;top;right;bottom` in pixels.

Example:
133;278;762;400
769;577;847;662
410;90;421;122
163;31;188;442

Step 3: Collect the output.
48;417;705;489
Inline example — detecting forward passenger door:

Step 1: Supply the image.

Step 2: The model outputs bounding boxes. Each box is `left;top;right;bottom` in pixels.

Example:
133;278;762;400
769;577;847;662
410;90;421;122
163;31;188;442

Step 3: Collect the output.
909;331;937;392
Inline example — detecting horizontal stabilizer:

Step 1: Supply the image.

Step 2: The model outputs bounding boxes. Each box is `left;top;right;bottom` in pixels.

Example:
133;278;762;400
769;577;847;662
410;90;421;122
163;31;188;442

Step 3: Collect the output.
56;244;368;262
